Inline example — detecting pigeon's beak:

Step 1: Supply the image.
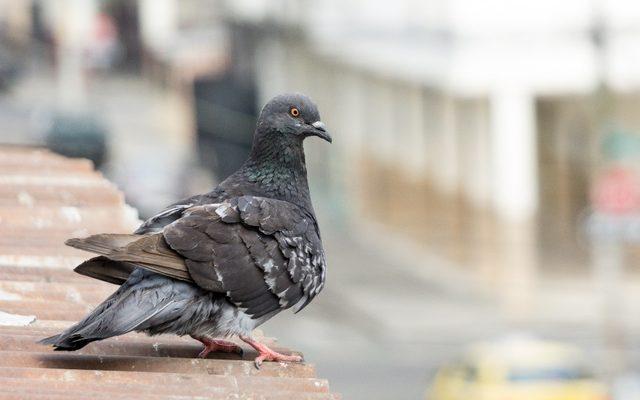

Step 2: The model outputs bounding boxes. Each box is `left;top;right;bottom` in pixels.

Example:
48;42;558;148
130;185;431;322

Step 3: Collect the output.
309;121;332;143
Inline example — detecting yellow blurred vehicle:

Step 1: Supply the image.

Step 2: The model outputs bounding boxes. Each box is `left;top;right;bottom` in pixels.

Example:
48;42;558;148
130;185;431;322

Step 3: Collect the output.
428;336;609;400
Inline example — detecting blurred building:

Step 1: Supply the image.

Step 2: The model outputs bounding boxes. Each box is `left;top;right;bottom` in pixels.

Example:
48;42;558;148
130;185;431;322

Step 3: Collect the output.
3;0;640;317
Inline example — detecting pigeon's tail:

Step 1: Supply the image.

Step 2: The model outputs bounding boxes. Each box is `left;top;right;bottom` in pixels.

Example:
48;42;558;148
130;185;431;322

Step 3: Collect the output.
39;330;98;351
39;270;188;351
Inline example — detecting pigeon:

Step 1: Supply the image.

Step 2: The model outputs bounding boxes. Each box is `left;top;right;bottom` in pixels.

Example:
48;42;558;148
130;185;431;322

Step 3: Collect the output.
40;93;331;367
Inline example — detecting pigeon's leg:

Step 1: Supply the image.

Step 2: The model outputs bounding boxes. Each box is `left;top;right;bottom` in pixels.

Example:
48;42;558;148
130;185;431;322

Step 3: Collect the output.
240;335;303;368
191;335;243;358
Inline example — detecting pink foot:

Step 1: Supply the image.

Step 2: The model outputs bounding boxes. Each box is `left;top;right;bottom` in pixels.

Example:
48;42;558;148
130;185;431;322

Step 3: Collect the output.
240;336;303;369
191;336;243;358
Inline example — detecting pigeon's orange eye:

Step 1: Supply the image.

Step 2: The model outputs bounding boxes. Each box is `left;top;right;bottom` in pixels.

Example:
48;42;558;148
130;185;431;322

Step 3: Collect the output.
290;107;300;117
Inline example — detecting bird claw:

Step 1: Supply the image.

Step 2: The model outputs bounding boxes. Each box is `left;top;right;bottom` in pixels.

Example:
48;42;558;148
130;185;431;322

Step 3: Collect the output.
193;337;243;358
253;351;303;369
240;335;303;369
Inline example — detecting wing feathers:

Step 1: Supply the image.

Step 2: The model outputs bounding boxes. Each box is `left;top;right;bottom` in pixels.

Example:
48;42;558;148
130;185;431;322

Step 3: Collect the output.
73;256;136;285
66;233;193;284
66;234;140;256
164;197;325;318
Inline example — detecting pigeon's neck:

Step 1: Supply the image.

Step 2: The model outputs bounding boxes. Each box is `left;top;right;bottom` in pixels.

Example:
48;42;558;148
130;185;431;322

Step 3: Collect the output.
240;135;313;210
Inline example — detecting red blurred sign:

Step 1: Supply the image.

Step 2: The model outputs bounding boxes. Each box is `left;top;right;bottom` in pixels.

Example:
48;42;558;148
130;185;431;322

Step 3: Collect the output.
591;167;640;215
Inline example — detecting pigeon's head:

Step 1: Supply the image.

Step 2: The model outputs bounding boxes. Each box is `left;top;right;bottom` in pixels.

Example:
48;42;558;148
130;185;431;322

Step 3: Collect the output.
256;93;332;143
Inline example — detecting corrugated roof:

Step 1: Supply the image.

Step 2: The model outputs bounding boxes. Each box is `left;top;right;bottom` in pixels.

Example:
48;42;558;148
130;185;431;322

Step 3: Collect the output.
0;147;339;399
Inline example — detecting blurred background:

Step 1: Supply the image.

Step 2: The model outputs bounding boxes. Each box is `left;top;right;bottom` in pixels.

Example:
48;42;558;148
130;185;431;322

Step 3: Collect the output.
3;0;640;398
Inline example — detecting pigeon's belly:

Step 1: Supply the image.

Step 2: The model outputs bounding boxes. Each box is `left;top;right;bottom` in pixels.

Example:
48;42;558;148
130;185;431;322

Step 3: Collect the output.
135;274;280;339
190;298;278;339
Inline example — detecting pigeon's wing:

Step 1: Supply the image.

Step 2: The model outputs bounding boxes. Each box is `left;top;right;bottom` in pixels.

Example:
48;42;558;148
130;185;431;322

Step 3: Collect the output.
163;196;326;318
74;191;227;285
134;188;228;234
66;233;193;283
134;203;195;234
73;256;138;285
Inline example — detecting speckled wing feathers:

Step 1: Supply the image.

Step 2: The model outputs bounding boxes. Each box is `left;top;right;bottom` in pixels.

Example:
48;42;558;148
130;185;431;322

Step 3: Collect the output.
231;196;324;311
163;196;325;318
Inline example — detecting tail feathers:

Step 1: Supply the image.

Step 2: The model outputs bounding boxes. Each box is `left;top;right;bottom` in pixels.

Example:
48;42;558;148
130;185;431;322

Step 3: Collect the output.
73;256;136;285
38;292;123;351
66;233;192;284
38;333;98;351
65;234;142;256
39;272;179;351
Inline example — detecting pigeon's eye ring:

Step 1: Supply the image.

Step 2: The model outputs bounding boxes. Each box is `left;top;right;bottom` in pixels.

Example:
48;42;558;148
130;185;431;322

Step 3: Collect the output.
290;107;300;117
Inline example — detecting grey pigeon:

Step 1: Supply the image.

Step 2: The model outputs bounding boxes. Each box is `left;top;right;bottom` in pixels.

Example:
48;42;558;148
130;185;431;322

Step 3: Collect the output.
40;93;331;367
